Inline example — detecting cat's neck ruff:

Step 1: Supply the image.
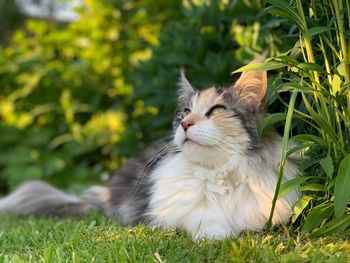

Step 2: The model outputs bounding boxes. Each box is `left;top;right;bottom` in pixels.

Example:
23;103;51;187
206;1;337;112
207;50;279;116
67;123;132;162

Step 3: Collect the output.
188;154;247;185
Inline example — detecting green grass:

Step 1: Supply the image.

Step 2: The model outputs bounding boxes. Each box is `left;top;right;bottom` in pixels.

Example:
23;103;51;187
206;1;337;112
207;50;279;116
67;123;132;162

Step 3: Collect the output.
1;214;350;262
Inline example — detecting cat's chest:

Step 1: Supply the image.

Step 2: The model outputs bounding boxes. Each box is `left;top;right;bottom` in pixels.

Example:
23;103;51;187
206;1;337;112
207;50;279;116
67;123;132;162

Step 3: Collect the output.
149;154;245;204
147;153;258;238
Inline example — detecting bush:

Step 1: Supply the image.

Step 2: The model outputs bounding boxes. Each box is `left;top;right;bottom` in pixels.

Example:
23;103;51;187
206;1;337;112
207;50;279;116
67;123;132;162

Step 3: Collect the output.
0;0;181;190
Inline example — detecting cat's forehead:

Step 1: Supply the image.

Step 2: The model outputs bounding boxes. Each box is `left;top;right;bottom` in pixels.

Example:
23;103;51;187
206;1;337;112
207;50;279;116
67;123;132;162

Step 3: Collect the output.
191;87;225;111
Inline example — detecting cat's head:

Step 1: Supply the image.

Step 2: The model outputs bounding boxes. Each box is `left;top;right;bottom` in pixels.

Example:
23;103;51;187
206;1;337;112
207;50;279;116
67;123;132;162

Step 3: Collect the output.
173;59;267;168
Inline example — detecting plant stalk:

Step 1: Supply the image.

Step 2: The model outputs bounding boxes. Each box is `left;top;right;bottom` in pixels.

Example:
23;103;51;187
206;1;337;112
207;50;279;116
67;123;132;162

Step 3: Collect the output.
267;88;298;230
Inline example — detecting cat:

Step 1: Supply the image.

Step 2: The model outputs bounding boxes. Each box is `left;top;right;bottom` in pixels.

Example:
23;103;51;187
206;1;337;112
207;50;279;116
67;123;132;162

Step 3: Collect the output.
0;57;300;240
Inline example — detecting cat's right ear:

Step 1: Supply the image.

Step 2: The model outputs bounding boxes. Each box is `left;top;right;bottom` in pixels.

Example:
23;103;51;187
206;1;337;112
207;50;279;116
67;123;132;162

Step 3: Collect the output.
177;68;196;106
232;56;267;112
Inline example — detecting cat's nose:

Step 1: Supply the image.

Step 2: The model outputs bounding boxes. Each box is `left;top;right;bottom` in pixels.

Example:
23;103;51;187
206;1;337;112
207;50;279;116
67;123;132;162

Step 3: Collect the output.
181;119;195;131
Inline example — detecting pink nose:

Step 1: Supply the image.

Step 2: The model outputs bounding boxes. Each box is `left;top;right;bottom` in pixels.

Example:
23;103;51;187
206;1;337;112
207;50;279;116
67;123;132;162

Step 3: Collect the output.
181;119;195;131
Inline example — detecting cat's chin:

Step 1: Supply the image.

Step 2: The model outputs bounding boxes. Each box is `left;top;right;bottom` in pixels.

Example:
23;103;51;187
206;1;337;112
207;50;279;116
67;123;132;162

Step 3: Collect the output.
181;141;230;168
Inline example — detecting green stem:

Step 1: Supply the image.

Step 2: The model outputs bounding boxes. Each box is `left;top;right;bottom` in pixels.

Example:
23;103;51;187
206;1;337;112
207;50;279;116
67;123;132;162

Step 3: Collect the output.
333;0;350;147
267;88;298;230
333;0;350;83
346;0;350;29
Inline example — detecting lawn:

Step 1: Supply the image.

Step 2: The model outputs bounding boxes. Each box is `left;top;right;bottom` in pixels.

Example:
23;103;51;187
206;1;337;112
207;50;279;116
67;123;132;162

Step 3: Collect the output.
1;214;349;263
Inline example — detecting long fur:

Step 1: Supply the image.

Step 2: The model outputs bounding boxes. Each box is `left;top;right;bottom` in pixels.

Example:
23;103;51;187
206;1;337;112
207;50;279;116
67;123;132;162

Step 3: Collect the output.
0;62;300;240
0;181;90;217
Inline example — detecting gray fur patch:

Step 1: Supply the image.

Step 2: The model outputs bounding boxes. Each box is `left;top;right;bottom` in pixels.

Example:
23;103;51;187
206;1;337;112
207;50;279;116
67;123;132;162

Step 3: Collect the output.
106;141;176;225
222;91;263;151
0;181;89;217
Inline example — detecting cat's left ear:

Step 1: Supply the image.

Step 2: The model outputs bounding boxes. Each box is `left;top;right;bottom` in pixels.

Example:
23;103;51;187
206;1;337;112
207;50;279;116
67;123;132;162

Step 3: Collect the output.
177;68;196;106
232;58;267;112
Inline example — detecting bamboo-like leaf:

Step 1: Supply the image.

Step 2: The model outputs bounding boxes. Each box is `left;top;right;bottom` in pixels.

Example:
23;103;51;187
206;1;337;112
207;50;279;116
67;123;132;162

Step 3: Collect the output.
286;142;314;157
232;62;261;74
334;154;350;218
293;134;329;149
321;36;341;58
310;214;350;237
332;74;342;94
259;61;288;71
300;183;325;192
320;155;333;179
298;62;326;73
258;113;287;136
278;176;314;198
275;55;299;66
302;203;334;232
266;0;306;31
292;195;312;223
232;61;287;74
301;93;344;153
304;26;330;38
337;60;347;77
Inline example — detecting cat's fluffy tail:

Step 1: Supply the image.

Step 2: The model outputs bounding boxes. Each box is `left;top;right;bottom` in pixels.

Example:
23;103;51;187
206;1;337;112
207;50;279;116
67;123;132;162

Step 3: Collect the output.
0;180;110;217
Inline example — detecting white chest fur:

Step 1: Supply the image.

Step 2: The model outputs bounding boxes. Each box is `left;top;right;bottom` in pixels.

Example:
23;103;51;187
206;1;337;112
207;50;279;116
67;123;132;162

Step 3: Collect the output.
147;153;299;239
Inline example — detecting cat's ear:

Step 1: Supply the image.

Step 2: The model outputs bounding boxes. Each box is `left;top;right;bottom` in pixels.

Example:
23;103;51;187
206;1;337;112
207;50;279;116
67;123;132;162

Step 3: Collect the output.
233;58;267;112
177;68;196;105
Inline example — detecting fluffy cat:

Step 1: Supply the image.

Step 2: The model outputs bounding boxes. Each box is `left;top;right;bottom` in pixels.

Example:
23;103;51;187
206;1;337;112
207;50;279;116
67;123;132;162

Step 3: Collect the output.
0;58;300;239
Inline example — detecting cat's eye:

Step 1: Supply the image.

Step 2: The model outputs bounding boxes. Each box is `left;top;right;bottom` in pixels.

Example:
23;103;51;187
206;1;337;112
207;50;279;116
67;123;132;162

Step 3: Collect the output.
182;108;191;118
207;105;226;117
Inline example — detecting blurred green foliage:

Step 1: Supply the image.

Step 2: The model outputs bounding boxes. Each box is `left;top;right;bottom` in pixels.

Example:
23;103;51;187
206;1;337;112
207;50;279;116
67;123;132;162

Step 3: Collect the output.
0;1;25;42
0;0;290;192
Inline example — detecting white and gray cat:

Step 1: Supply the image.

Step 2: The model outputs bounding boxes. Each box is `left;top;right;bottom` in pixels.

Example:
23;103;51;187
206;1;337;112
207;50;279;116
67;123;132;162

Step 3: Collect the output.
0;58;300;239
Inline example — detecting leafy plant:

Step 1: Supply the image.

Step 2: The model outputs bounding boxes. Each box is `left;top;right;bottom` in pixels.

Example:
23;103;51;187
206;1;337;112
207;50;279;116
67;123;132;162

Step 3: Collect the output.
262;0;350;235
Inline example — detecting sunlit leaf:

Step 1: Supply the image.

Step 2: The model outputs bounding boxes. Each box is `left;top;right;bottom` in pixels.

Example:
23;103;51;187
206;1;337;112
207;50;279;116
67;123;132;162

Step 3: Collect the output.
232;61;287;74
292;195;312;223
300;183;325;192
